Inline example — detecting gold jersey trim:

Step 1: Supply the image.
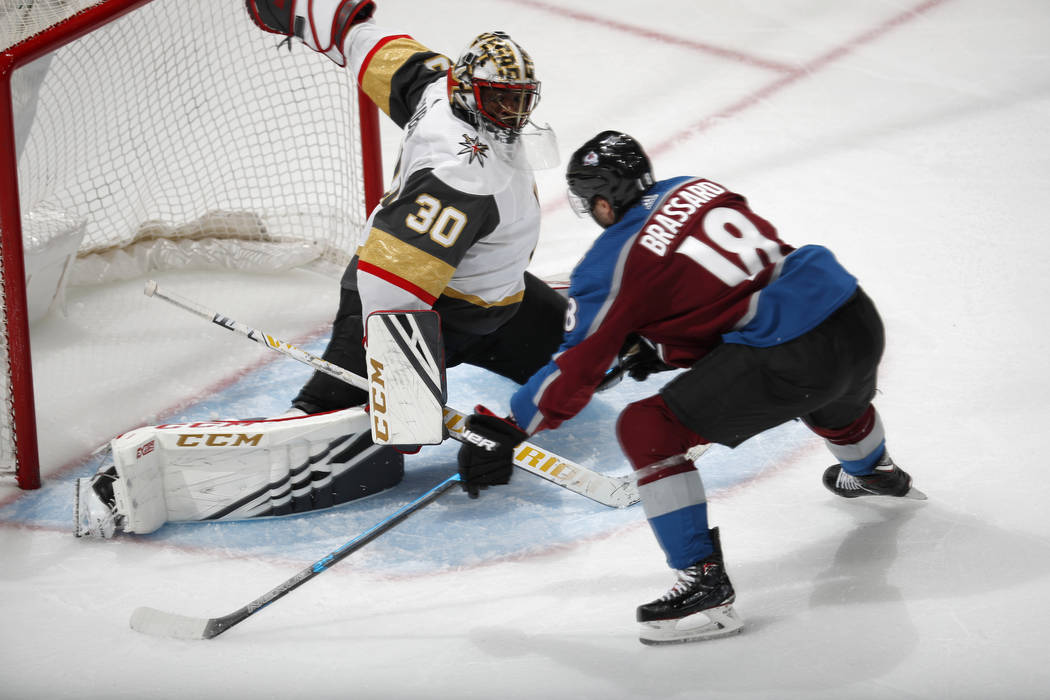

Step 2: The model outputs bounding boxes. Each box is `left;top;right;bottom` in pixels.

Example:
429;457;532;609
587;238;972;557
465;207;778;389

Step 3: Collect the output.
360;37;435;117
441;286;525;309
358;228;455;300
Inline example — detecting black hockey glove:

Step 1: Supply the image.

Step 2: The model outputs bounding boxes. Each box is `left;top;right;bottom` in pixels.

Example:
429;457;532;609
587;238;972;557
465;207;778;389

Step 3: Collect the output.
457;405;528;499
596;334;673;391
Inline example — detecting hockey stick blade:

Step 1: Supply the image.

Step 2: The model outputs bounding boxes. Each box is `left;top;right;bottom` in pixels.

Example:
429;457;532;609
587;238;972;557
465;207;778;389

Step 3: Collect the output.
129;474;461;640
130;607;222;640
144;281;639;509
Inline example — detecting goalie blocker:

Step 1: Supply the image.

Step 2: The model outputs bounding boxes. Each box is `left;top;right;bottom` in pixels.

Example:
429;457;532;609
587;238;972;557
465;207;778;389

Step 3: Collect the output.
365;310;446;448
75;408;403;538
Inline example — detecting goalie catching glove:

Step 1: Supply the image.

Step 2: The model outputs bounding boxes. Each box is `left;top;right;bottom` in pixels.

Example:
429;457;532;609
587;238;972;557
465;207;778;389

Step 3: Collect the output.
457;405;528;499
245;0;376;65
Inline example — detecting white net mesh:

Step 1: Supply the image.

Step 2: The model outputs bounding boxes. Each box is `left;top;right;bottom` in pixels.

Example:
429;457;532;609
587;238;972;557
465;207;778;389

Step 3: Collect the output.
1;0;373;484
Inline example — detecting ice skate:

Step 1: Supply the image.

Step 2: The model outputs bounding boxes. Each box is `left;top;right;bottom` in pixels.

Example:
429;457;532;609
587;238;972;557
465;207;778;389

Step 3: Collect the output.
636;528;744;645
822;452;926;500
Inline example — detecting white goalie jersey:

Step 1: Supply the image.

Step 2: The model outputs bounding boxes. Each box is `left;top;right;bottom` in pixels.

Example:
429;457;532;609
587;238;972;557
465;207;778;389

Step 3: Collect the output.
344;22;543;336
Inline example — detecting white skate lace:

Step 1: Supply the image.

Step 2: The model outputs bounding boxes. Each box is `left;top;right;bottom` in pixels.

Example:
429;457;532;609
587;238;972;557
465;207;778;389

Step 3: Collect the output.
835;469;865;491
658;568;699;601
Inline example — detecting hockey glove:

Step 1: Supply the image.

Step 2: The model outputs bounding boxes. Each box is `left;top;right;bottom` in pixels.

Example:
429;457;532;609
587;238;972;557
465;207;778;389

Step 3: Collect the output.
596;335;673;391
457;405;528;499
245;0;376;37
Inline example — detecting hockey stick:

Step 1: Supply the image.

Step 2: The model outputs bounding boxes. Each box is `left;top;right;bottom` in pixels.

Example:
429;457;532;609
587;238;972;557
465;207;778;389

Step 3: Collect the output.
130;473;462;640
144;281;639;509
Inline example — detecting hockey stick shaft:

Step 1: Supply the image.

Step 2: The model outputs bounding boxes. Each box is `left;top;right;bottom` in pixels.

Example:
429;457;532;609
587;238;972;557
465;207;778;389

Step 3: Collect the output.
130;474;461;640
144;281;638;508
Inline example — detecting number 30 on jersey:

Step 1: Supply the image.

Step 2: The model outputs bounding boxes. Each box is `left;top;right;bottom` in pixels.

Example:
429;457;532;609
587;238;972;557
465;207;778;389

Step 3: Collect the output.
405;194;468;247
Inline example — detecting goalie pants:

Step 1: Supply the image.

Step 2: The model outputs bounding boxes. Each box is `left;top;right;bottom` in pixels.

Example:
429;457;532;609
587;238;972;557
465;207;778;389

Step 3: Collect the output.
293;272;568;414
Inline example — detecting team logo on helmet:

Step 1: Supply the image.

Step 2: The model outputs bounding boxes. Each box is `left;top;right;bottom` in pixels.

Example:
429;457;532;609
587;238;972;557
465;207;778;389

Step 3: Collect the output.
566;130;655;221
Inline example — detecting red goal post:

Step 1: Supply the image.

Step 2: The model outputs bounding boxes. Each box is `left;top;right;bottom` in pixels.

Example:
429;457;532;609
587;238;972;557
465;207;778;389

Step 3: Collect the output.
0;0;383;490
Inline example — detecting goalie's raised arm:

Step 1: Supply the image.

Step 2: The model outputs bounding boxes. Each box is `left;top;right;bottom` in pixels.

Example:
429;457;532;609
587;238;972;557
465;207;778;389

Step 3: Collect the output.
246;0;452;129
245;0;376;65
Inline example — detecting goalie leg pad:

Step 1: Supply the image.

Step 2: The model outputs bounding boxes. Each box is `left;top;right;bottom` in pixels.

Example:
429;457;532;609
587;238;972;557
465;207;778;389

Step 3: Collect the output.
366;310;447;448
76;408;404;537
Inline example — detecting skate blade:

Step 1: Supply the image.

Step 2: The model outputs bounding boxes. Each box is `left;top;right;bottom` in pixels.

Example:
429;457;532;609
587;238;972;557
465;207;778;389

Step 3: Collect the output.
638;604;744;645
903;485;927;500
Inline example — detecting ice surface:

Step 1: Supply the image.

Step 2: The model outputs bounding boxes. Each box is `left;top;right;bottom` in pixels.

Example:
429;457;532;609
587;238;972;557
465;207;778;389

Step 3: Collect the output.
2;1;1049;698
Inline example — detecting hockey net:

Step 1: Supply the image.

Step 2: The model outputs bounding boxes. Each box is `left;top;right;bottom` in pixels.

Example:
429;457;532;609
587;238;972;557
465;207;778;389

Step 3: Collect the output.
0;0;382;489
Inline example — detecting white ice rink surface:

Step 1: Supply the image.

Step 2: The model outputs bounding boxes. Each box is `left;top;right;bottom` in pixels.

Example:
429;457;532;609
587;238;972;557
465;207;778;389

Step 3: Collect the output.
3;1;1050;698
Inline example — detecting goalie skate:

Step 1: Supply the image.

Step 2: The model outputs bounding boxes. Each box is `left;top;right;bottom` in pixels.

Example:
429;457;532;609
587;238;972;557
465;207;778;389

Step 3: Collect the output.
73;470;122;539
639;603;743;645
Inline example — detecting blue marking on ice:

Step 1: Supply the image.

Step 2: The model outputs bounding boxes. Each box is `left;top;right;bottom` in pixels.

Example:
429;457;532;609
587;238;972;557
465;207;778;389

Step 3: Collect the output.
0;337;814;575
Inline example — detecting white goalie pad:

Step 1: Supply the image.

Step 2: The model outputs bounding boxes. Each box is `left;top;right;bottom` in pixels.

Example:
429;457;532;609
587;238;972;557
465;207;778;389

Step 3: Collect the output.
77;407;401;537
365;310;446;447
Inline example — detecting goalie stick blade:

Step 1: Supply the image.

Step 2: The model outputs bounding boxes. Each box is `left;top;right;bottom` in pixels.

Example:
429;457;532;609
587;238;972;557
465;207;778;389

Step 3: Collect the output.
130;607;224;640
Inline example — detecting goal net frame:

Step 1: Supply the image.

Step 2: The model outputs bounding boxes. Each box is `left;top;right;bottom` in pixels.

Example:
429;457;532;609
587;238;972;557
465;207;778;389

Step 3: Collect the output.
0;0;384;489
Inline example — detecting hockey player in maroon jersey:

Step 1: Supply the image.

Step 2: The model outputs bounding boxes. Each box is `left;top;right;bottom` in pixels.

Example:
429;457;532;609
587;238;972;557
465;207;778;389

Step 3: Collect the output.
457;130;925;645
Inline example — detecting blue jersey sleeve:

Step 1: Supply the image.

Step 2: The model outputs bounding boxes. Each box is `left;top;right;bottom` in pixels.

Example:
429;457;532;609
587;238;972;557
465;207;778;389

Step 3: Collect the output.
721;245;857;347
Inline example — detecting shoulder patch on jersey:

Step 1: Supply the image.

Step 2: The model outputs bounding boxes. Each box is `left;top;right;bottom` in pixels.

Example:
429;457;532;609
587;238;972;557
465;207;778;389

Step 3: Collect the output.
457;134;490;166
641;193;660;209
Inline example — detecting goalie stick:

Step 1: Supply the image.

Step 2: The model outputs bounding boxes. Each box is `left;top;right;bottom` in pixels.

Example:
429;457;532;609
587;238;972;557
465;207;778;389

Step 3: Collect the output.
144;280;639;509
130;473;461;640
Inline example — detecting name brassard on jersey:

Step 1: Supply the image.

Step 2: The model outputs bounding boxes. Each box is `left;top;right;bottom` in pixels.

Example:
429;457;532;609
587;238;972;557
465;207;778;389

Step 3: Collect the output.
639;180;726;257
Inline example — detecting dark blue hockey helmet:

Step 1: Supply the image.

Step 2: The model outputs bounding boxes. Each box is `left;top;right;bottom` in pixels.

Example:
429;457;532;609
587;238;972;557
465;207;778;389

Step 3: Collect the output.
566;131;654;220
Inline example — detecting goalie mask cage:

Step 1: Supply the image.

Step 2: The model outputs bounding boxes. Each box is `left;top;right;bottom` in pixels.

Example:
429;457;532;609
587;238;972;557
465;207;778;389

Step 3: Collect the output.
0;0;384;489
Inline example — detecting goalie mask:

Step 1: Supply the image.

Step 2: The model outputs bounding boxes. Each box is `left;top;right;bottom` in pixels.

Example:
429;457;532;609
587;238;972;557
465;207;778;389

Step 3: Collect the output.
448;31;541;144
567;131;654;221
